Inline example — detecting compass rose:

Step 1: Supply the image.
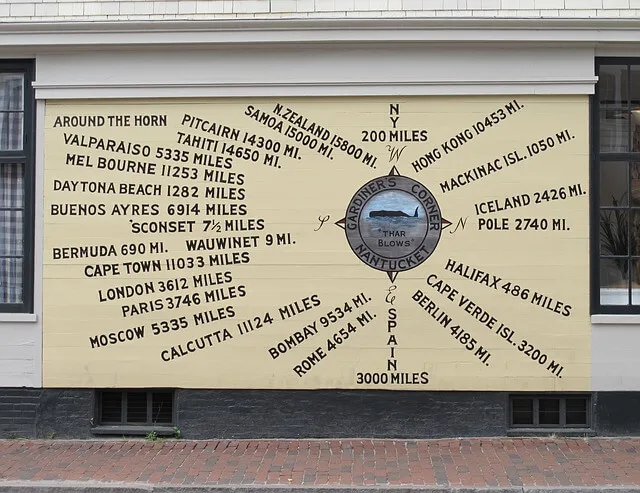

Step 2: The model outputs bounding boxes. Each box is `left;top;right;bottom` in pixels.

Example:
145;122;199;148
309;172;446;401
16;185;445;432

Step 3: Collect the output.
336;166;451;282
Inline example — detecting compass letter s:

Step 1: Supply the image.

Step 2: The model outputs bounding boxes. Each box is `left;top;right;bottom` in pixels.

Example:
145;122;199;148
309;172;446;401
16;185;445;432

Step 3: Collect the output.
315;215;330;231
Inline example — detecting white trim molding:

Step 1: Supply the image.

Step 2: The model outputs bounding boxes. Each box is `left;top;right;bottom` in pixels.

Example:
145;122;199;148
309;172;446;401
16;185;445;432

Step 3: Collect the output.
0;313;37;323
33;78;599;99
3;18;640;48
592;315;640;325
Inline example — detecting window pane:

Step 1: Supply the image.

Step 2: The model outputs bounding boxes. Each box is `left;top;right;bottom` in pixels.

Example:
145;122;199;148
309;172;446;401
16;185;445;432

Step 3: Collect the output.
600;258;629;305
631;211;640;257
565;398;588;426
632;162;640;206
631;65;640;106
600;208;629;256
539;398;560;425
0;162;24;304
0;210;23;256
100;391;122;423
0;163;25;261
0;163;24;208
0;74;23;111
126;391;148;423
600;109;629;152
0;112;23;151
152;392;173;424
632;111;640;151
599;65;628;106
0;257;22;304
512;398;533;425
601;161;628;206
632;260;640;305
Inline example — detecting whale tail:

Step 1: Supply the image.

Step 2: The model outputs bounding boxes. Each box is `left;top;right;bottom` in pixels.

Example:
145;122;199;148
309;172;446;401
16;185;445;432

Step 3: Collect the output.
413;207;419;217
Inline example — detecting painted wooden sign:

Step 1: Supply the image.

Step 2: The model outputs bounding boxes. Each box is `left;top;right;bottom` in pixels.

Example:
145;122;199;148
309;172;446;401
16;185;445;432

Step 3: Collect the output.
43;96;589;389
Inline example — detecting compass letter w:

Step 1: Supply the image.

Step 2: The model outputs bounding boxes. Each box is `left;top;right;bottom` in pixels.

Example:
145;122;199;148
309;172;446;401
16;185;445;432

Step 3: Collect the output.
387;145;406;163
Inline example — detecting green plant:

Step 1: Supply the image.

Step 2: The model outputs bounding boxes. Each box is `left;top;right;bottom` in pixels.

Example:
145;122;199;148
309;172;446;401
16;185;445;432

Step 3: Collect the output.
600;203;629;258
145;430;158;441
172;427;182;439
600;194;636;281
44;431;56;439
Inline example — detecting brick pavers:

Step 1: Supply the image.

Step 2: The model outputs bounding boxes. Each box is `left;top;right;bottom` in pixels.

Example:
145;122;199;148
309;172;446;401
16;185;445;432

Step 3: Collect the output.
1;438;640;487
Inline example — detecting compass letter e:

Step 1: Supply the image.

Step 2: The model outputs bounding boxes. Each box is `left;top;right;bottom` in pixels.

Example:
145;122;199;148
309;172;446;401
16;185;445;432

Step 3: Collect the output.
385;284;397;306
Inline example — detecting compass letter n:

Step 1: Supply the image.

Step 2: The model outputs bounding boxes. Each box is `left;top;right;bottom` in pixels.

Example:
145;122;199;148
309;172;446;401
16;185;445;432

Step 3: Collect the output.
450;217;468;234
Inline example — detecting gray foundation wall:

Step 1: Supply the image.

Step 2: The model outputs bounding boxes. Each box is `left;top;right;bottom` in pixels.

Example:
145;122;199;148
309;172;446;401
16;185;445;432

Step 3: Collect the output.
0;388;635;439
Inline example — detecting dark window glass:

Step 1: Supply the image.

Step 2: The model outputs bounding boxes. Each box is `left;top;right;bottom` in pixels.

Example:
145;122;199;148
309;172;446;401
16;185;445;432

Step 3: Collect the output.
126;391;148;423
600;108;629;152
566;398;588;426
512;398;534;425
600;161;628;206
538;399;560;425
599;65;627;106
600;258;629;305
600;208;629;257
152;392;173;424
100;392;122;423
0;74;24;151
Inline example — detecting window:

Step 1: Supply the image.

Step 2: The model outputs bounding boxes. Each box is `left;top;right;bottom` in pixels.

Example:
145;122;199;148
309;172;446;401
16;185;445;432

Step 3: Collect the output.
95;390;174;431
0;61;34;313
509;394;591;429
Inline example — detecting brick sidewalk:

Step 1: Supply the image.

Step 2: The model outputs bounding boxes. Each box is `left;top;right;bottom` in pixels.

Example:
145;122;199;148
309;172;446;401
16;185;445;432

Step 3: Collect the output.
1;438;640;487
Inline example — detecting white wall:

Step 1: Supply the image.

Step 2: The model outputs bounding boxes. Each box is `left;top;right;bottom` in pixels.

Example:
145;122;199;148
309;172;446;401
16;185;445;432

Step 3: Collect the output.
592;320;640;390
4;43;592;389
0;0;637;22
0;320;39;386
3;11;640;390
0;102;44;388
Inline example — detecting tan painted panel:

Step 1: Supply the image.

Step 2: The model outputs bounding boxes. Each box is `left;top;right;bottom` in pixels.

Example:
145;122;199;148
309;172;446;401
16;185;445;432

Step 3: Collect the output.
43;96;589;390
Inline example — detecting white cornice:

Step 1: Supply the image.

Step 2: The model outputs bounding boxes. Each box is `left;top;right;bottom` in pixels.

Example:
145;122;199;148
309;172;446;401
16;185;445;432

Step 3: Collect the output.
2;18;640;49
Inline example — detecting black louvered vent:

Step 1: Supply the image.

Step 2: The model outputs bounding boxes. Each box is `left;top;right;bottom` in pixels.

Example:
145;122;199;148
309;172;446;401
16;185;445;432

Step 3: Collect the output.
97;390;174;426
509;395;590;429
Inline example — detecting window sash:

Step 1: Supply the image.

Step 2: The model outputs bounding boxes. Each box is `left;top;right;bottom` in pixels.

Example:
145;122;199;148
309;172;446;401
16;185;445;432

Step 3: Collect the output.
592;58;640;314
0;60;35;313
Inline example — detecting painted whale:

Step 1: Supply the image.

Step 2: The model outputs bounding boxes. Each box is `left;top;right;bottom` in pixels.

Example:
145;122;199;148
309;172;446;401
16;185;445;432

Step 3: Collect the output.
369;207;419;218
